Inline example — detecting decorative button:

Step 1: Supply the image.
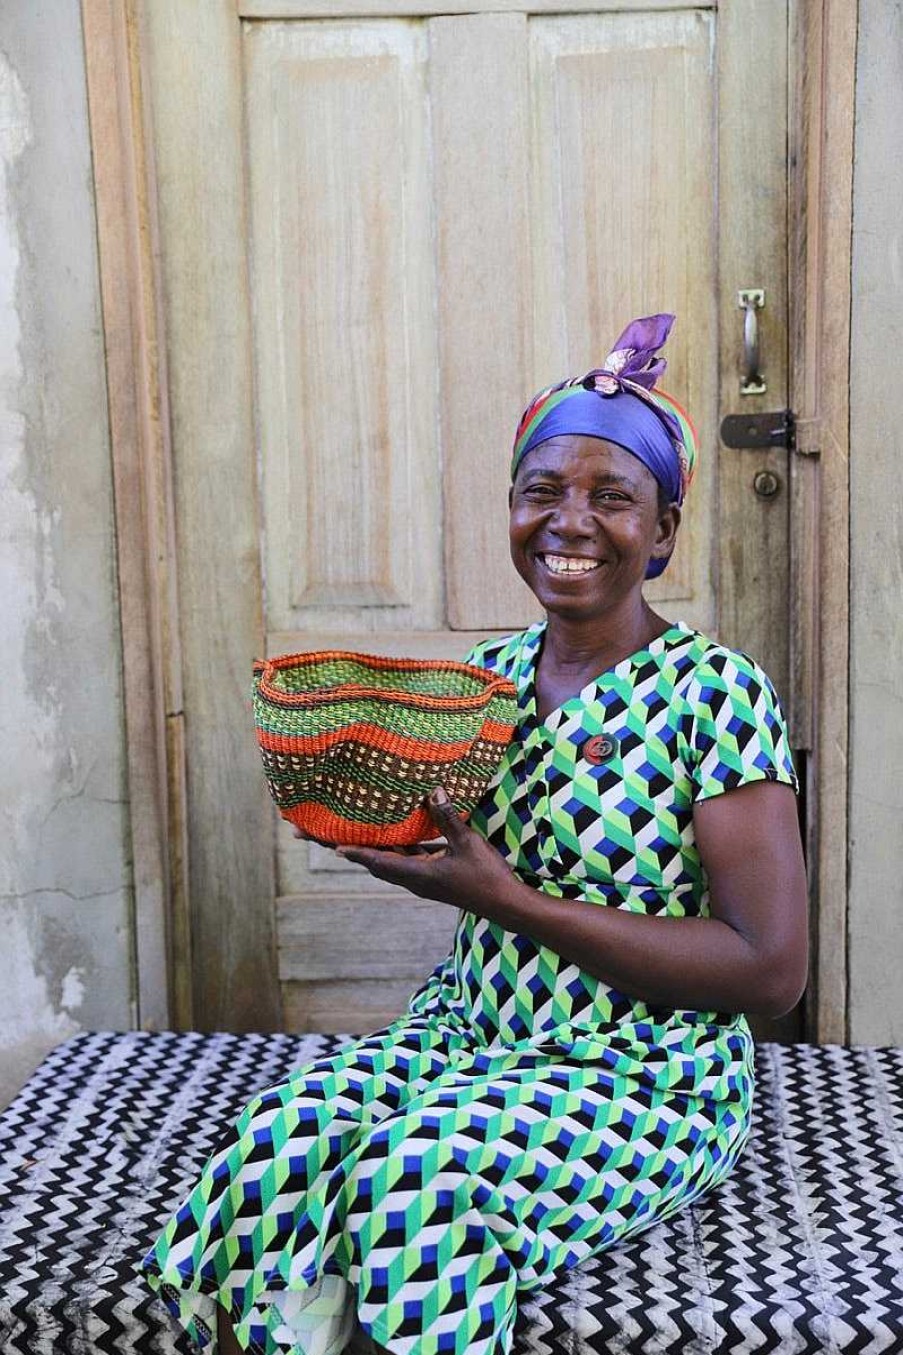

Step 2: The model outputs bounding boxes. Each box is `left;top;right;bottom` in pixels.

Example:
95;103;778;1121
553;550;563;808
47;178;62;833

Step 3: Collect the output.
583;734;619;765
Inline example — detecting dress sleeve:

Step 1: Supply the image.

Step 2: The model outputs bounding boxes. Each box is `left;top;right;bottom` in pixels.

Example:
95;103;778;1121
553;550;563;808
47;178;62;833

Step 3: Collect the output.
461;631;522;679
685;649;799;802
462;638;498;671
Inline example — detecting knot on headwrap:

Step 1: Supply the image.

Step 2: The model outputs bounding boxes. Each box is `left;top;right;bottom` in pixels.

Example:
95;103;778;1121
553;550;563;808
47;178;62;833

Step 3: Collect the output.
510;316;699;580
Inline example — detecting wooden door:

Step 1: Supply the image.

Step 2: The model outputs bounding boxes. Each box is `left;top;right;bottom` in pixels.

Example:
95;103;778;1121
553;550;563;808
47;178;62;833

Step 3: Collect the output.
139;0;795;1036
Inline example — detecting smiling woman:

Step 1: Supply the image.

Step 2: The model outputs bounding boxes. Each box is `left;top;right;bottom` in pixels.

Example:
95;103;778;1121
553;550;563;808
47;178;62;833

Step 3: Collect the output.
508;438;679;642
141;316;808;1355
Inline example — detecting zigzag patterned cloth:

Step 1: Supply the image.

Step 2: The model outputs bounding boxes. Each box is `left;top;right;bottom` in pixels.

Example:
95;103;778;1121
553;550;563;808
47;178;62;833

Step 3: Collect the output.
0;1032;901;1354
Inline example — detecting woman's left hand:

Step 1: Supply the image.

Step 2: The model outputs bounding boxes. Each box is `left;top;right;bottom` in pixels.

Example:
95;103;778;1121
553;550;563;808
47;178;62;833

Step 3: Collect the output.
336;788;516;913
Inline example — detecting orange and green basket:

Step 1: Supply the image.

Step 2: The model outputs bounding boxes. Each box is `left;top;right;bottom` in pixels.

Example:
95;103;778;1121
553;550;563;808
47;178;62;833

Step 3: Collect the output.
252;650;518;846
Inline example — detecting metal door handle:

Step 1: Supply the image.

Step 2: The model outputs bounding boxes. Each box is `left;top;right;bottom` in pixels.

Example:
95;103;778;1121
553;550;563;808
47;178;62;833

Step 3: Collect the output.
738;288;766;395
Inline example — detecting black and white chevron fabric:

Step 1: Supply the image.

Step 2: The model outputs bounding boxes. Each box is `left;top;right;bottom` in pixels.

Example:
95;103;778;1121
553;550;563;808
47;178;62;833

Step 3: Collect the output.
0;1033;901;1354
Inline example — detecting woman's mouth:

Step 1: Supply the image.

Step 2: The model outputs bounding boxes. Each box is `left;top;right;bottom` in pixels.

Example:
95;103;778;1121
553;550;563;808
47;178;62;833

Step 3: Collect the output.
537;553;602;576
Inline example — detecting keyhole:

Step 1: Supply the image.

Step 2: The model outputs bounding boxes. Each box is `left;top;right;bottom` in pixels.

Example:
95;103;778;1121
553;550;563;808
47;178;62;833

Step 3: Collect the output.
753;469;781;499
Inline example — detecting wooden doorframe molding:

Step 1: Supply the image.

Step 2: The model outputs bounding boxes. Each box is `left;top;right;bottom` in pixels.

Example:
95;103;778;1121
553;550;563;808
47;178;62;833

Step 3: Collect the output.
788;0;858;1044
82;0;191;1028
82;0;858;1041
131;0;281;1032
84;0;281;1032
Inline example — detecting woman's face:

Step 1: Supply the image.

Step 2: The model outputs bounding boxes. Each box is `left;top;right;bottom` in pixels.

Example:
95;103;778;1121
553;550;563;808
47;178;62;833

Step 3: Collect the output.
508;435;680;623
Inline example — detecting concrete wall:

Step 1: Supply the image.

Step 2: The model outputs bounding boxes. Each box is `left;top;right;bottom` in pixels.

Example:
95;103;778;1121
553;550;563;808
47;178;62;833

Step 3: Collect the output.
0;3;134;1108
848;0;903;1044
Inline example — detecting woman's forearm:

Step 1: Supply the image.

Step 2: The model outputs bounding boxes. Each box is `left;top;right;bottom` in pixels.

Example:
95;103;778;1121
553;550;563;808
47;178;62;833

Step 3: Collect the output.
478;872;790;1018
339;784;808;1020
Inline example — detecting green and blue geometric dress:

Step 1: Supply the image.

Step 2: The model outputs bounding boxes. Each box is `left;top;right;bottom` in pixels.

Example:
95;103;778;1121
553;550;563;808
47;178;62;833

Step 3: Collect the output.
141;621;798;1355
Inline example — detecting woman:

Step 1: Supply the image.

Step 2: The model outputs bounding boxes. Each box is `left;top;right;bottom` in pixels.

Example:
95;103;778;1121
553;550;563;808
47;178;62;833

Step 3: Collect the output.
141;314;808;1355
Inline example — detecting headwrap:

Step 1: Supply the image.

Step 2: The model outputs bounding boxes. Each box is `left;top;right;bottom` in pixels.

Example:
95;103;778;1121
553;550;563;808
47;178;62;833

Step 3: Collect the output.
510;314;699;579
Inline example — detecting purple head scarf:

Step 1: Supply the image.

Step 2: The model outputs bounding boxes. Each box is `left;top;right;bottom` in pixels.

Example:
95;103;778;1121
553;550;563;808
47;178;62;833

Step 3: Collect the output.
511;315;699;578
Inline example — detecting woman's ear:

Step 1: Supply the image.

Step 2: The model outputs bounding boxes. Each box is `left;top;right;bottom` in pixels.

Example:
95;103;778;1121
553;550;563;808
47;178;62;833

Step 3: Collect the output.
652;502;681;560
507;484;514;510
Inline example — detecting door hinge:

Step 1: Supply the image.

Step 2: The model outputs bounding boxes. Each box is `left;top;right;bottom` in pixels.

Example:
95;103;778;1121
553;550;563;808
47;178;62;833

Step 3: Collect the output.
720;409;820;457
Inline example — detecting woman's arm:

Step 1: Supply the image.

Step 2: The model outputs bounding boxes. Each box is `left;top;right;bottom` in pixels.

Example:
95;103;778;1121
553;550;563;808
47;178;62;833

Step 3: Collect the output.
339;781;808;1019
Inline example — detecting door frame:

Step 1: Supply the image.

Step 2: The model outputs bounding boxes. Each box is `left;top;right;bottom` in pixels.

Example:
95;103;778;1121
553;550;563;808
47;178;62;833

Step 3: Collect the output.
82;0;857;1040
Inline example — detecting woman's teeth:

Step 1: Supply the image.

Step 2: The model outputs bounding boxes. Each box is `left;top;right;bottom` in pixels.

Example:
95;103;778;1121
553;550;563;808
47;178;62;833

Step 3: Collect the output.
541;554;601;575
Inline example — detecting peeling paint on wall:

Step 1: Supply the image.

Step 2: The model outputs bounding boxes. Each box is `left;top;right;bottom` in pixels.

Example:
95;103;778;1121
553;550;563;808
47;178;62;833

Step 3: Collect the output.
0;7;134;1108
0;904;79;1054
0;48;55;882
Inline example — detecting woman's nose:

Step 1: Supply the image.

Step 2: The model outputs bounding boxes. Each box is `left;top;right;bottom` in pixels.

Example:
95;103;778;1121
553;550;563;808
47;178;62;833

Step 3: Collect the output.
548;496;596;536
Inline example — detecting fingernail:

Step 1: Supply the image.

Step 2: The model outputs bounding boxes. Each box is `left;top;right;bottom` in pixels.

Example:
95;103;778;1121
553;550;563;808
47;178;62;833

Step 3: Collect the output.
430;787;449;805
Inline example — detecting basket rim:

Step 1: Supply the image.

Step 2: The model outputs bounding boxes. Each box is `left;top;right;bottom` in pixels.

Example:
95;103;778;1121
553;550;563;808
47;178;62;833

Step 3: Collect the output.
253;649;518;714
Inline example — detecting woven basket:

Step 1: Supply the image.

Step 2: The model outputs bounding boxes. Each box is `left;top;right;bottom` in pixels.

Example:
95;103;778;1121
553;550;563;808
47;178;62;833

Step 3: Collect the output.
252;650;518;846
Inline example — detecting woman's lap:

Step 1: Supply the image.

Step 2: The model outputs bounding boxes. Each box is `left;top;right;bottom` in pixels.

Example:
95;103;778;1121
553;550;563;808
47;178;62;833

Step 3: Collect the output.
142;1015;748;1355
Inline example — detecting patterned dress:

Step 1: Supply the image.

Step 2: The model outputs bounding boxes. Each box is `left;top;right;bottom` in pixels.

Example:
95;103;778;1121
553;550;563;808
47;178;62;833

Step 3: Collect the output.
141;620;798;1355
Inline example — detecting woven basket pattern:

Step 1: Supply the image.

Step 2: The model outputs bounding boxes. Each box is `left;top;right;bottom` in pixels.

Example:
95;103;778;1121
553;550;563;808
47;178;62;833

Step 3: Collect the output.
252;651;518;846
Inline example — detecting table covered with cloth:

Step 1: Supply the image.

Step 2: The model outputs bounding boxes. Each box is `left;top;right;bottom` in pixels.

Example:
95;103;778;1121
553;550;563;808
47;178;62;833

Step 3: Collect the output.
0;1030;902;1355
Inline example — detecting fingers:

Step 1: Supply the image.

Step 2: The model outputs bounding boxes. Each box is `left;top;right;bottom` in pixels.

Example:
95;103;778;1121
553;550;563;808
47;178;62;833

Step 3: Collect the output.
337;845;426;885
426;787;466;839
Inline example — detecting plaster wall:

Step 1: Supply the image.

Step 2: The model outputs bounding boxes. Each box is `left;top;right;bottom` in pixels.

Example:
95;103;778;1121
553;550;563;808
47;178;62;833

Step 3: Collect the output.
848;0;903;1044
0;3;133;1108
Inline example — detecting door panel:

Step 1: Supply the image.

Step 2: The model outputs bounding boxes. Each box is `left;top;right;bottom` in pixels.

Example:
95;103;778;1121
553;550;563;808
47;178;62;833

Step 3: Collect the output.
716;0;790;694
246;23;443;634
529;12;717;620
239;1;716;16
431;14;538;630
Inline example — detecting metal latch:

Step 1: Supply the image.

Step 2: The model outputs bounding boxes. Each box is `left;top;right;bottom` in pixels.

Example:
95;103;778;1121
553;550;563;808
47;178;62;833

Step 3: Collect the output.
720;409;821;457
720;409;795;451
